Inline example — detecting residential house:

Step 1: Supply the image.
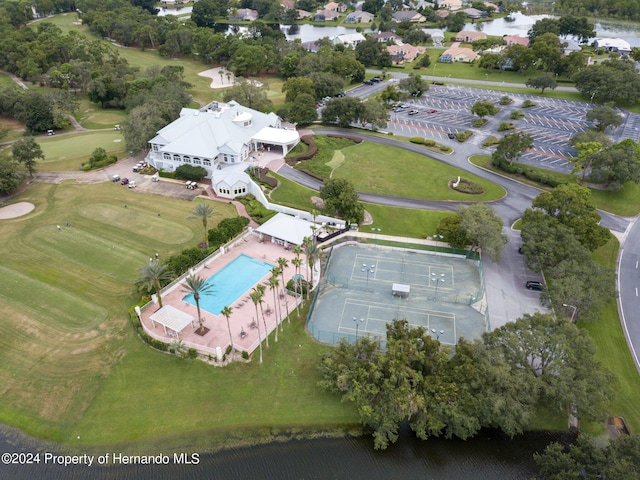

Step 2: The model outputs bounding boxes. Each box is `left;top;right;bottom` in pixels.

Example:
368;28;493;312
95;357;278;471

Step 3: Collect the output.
392;10;426;22
146;101;300;186
297;9;312;19
455;30;487;43
334;33;366;48
593;38;632;54
434;9;450;19
324;1;347;12
345;10;374;23
503;35;529;47
484;1;499;11
440;0;462;10
314;9;340;21
439;47;479;63
423;28;445;46
370;32;402;45
462;8;486;19
280;0;294;10
301;40;321;52
386;43;427;64
228;8;259;21
562;38;582;55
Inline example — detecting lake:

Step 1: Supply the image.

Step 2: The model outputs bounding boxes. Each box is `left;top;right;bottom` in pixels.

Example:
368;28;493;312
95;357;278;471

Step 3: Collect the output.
0;425;569;479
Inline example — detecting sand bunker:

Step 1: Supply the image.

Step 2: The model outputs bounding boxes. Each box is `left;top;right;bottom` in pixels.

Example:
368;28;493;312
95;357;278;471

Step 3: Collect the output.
198;67;236;89
0;202;35;219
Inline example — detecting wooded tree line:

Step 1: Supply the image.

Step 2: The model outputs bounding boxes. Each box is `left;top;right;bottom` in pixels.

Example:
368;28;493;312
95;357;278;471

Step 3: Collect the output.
555;0;640;22
319;316;614;450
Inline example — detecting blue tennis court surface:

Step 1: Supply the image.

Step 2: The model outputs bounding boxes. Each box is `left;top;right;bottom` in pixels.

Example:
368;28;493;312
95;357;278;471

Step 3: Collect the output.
183;254;274;315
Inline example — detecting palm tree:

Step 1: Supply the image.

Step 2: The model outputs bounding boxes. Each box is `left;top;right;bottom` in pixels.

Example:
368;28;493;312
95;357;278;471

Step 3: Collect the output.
277;257;290;322
249;289;263;363
189;202;217;248
221;305;234;353
268;271;281;339
256;284;269;347
303;237;319;300
136;259;172;308
182;274;214;333
291;256;303;316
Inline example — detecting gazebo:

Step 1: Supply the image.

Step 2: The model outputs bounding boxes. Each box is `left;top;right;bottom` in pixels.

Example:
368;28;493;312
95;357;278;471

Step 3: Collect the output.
149;305;196;338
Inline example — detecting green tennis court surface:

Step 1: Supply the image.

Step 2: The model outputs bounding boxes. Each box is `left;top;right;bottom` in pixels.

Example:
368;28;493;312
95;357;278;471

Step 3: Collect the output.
307;243;488;346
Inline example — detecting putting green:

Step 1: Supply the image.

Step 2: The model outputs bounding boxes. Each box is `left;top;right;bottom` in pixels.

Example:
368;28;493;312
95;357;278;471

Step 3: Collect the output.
37;131;127;172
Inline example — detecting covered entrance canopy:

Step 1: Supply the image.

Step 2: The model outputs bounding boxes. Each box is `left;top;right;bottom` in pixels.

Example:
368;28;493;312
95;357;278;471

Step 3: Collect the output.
149;305;195;337
251;127;300;155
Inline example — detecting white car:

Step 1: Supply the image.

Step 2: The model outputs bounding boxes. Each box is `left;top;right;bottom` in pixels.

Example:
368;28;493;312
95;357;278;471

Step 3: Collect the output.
128;181;137;189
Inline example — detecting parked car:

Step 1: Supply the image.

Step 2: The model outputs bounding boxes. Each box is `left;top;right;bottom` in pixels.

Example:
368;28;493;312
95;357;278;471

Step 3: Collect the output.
112;175;121;182
128;181;137;189
47;129;54;136
408;109;419;115
526;281;544;291
427;109;437;113
448;133;456;139
363;80;374;86
371;77;381;83
120;178;129;185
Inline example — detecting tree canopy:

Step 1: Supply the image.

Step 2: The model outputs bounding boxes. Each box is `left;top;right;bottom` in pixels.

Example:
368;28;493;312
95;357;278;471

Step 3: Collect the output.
319;178;365;224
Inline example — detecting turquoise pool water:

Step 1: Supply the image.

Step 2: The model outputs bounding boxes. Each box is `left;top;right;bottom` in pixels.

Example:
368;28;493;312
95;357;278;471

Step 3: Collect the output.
183;254;274;315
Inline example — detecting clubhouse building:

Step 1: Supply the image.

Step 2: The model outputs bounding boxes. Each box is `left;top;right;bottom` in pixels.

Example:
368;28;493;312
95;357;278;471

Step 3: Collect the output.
146;100;300;198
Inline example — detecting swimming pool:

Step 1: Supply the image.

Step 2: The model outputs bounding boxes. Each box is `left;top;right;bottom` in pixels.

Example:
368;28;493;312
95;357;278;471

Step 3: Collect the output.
183;254;274;315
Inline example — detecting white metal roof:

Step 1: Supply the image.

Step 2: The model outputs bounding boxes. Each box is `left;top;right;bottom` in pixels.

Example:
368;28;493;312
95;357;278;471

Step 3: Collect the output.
149;305;195;333
256;213;316;246
251;127;300;145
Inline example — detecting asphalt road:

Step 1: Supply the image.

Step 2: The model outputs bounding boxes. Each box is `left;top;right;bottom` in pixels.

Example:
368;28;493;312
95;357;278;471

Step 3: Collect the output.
617;220;640;371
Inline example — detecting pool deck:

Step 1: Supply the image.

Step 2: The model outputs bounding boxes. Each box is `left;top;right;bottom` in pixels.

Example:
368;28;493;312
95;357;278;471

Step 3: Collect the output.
139;233;310;359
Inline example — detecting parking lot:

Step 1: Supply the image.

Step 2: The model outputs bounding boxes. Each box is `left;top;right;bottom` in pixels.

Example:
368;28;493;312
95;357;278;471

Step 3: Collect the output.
382;84;640;174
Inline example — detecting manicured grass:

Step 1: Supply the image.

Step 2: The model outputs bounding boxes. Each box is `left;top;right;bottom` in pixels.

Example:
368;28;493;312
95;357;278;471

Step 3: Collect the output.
470;155;640;217
332;141;506;201
0;182;354;447
582;238;640;435
362;203;450;239
37;131;127;171
75;99;128;130
268;172;317;211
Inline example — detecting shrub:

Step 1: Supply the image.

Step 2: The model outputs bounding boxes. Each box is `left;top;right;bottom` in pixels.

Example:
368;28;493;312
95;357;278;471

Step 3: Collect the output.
237;195;277;224
410;137;425;144
492;158;566;188
424;139;436;147
175;165;208;181
208;216;249;246
187;348;198;359
472;118;487;128
439;145;450;152
165;246;213;278
287;278;309;296
499;96;512;105
225;345;233;355
452;178;484;194
242;351;249;360
326;134;362;144
158;170;176;179
482;136;499;147
510;110;525;120
497;122;515;131
522;99;536;108
455;130;473;142
286;135;318;162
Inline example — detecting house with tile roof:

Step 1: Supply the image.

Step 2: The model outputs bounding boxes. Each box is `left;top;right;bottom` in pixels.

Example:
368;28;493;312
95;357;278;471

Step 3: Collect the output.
440;0;462;10
386;43;427;64
345;10;374;23
324;1;347;12
392;10;426;22
146;101;300;183
439;47;479;63
334;33;367;47
455;30;487;42
503;35;529;47
370;32;402;44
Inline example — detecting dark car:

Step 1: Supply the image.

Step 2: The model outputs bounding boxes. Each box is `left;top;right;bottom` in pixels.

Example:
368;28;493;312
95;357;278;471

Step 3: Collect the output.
363;80;374;86
371;77;381;83
120;178;129;185
448;133;456;139
427;109;437;113
526;281;544;291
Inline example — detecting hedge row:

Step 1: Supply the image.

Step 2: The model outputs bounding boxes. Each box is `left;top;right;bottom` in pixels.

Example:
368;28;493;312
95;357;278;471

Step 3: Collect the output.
410;137;436;147
237;195;277;224
326;133;363;144
130;308;169;352
493;158;565;188
286;135;318;162
208;216;250;245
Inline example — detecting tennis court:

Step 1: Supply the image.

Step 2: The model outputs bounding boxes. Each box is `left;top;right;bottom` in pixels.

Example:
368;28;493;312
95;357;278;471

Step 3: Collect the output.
307;243;488;346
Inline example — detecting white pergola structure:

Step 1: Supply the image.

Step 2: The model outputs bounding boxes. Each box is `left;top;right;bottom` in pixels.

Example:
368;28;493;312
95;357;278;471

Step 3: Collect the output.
149;305;196;338
251;127;300;156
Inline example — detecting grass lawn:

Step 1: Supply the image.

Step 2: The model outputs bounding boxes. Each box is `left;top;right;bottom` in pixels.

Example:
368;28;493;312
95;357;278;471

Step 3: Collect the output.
362;203;450;239
0;182;355;447
469;155;640;217
74;99;128;130
322;139;506;201
37;131;127;171
268;172;317;212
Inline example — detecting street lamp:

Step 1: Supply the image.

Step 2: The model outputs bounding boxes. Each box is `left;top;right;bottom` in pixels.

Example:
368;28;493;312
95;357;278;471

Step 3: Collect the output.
353;316;364;340
431;328;445;340
562;303;577;323
432;275;445;296
433;234;444;251
361;264;375;286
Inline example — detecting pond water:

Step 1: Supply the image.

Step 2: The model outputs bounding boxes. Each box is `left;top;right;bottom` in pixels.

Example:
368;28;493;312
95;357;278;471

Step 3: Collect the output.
463;11;640;47
0;425;569;480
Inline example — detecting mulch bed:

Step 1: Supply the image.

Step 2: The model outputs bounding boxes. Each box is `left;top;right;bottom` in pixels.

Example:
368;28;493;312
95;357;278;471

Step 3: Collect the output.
195;327;210;336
